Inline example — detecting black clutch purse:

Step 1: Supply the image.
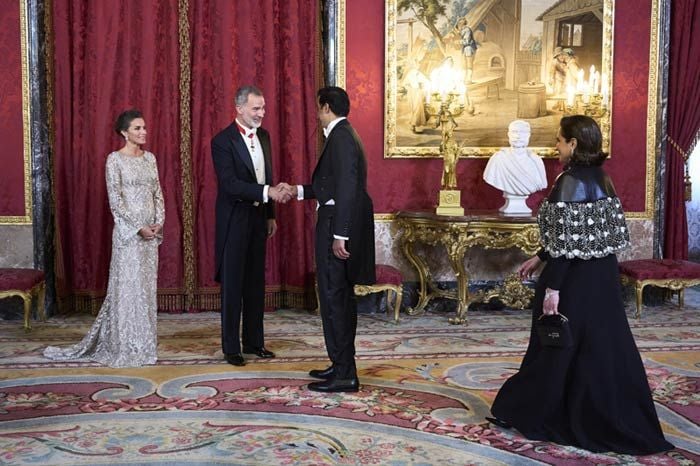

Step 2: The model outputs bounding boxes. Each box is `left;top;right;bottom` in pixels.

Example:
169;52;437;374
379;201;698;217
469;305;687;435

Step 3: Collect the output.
536;313;572;348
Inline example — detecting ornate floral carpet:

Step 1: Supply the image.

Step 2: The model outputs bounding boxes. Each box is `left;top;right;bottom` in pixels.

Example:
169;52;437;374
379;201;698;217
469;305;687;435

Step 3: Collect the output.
1;292;699;465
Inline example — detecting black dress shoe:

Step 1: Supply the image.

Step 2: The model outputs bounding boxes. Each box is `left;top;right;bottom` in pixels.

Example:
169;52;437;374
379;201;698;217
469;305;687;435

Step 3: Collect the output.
309;366;335;379
242;346;275;358
224;353;246;366
485;416;512;429
308;377;359;393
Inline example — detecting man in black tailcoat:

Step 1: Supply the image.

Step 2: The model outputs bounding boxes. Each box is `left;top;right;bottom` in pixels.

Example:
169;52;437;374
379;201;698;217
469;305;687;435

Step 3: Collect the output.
287;86;376;392
211;85;290;367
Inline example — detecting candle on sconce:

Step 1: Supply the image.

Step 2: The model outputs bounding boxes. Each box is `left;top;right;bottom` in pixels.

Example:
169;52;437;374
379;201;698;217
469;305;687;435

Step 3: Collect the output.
566;85;575;107
577;69;585;93
428;57;466;104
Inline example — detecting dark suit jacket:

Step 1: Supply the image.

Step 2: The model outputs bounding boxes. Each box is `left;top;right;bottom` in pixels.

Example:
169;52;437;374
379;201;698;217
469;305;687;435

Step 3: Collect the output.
211;123;274;281
303;119;375;285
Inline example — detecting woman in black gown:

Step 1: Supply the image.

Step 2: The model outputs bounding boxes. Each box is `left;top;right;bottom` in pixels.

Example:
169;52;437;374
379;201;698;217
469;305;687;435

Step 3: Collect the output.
489;115;673;455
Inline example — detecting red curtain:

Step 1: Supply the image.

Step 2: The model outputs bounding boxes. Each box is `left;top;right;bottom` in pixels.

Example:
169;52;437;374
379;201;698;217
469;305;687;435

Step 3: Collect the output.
53;1;183;312
52;0;318;313
188;0;319;310
664;0;700;259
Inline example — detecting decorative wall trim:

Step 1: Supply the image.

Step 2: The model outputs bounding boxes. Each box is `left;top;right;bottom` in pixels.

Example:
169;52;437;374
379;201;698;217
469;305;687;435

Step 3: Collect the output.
651;0;670;254
178;0;196;310
337;0;345;88
636;0;662;222
323;0;345;87
29;0;56;314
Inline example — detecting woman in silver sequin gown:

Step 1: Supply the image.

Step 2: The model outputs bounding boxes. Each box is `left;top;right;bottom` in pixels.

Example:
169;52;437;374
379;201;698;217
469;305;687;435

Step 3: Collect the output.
44;110;164;368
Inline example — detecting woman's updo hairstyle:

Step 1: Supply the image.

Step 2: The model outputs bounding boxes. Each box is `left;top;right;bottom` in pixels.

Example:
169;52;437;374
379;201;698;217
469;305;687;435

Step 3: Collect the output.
114;109;143;136
559;115;607;166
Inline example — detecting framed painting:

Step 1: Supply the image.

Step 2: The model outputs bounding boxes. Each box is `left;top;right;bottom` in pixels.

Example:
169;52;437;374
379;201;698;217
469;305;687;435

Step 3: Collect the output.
385;0;614;158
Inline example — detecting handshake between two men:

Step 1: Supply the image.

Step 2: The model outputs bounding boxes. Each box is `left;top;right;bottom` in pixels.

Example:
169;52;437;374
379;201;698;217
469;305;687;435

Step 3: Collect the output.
268;182;298;203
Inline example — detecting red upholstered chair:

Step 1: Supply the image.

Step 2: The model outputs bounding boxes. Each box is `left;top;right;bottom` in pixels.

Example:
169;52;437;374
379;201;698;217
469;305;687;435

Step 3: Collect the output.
618;259;700;318
353;264;404;323
0;268;46;331
314;264;404;322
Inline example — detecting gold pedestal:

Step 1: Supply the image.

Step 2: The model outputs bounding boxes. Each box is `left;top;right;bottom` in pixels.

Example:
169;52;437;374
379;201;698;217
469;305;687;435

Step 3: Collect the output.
436;190;464;216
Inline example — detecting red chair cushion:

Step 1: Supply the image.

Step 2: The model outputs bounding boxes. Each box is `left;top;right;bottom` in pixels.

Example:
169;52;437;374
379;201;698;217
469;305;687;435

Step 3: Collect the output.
0;268;45;291
618;259;700;281
375;264;403;285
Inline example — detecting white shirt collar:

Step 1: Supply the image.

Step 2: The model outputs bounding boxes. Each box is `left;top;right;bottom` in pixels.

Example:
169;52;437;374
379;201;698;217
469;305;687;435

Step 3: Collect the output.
323;117;346;138
235;119;257;137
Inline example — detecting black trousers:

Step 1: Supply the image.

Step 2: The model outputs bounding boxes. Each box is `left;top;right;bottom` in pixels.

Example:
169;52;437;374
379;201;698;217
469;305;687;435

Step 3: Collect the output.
315;206;358;379
219;204;266;354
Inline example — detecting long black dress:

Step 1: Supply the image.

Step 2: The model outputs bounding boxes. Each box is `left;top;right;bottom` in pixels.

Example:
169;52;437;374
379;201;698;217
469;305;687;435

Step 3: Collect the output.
491;165;673;455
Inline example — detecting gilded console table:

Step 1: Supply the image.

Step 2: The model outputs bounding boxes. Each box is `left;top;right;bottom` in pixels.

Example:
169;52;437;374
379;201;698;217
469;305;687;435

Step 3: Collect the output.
396;211;541;325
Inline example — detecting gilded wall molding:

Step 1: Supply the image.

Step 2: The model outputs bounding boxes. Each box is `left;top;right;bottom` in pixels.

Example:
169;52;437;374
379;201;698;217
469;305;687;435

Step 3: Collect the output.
324;0;346;87
337;0;345;88
636;0;662;222
179;0;196;309
0;0;33;225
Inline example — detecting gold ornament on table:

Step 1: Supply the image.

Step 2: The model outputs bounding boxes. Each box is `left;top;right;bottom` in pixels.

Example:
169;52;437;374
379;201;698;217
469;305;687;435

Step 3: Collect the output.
423;57;471;216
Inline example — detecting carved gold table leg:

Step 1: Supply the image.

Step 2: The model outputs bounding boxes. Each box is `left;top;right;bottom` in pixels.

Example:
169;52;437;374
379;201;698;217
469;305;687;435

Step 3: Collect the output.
634;282;644;319
446;244;470;325
479;274;534;309
21;291;32;332
392;287;403;322
401;238;433;315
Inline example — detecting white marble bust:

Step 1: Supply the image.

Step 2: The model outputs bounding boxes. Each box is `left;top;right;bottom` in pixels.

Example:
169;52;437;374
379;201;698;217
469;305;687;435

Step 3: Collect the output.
483;120;547;214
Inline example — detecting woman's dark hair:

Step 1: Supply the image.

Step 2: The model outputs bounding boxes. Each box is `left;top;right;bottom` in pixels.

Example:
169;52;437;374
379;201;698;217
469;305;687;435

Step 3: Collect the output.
114;109;143;135
317;86;350;117
559;115;607;165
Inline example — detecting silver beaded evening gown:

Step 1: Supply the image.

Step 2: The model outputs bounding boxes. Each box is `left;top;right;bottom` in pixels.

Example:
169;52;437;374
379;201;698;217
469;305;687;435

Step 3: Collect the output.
44;151;164;367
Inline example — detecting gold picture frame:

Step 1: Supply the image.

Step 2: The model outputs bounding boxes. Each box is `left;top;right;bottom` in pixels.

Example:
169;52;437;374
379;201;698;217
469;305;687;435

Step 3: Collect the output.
384;0;614;158
0;0;32;225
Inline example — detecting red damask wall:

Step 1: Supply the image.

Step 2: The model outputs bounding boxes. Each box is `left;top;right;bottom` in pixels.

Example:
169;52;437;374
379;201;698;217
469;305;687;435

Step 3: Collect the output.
0;4;26;217
346;0;651;214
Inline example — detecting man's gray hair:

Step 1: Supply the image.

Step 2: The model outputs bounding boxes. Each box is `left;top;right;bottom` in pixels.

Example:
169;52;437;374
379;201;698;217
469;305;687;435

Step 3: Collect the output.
235;85;263;106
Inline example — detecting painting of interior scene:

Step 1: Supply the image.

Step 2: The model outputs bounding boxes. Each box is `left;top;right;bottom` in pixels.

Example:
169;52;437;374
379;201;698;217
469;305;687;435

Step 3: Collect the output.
391;0;609;155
